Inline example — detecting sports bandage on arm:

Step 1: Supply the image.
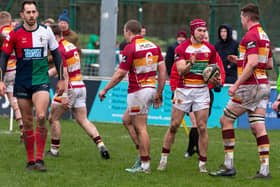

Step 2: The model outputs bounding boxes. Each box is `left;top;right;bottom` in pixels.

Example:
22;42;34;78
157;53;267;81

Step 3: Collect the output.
0;51;10;81
50;48;64;80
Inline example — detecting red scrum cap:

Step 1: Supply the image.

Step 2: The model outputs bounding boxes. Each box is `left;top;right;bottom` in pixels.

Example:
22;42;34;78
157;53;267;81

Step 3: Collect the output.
190;19;207;36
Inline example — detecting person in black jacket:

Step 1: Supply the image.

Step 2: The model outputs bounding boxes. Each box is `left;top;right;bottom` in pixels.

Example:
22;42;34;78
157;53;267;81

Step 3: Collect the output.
215;24;239;84
165;30;187;77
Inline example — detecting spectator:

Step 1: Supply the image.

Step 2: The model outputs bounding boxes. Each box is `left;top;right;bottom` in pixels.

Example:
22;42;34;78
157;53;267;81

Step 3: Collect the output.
58;9;81;55
85;34;99;64
165;30;187;77
43;18;55;26
215;24;239;84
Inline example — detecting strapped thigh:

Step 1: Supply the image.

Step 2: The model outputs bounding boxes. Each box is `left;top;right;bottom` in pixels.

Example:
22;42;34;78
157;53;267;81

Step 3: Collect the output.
223;107;238;121
248;114;265;125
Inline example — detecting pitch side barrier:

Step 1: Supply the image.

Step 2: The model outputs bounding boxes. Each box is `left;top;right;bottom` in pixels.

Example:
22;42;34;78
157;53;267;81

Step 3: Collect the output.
0;78;279;130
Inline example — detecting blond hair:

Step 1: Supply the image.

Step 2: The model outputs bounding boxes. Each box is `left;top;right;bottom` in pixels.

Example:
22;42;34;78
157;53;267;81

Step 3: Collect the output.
0;11;12;27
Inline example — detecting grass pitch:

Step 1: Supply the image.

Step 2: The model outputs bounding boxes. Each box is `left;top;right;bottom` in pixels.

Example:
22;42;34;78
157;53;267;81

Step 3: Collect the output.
0;117;279;187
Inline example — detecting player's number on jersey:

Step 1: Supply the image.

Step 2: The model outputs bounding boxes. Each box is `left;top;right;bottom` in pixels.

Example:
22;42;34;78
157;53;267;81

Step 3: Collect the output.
146;52;153;65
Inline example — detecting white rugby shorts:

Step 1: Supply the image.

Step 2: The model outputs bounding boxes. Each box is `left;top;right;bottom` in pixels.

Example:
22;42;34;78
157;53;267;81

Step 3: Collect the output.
127;87;156;115
173;87;210;113
227;84;270;111
4;71;15;93
52;87;86;108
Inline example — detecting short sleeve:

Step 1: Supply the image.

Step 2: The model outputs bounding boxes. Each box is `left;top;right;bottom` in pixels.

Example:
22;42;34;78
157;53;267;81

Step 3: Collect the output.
244;33;258;55
1;30;15;55
47;26;59;51
119;44;134;71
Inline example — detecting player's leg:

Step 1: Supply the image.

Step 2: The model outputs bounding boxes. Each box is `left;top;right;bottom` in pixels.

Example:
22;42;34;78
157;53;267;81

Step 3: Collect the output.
32;90;50;171
7;92;24;141
130;114;150;173
123;108;141;169
209;105;246;176
46;103;67;157
184;112;199;158
157;106;185;171
17;98;35;170
248;108;271;179
72;106;110;159
194;108;209;172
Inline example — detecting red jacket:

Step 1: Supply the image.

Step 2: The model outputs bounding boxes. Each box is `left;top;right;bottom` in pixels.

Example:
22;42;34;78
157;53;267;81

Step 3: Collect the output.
169;52;225;90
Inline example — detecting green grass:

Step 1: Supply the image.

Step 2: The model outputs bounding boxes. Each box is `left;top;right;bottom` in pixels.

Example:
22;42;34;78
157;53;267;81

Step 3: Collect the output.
0;117;280;187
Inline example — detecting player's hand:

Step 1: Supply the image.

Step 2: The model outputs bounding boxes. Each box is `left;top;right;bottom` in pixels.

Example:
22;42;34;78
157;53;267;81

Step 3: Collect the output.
208;74;221;86
0;81;6;96
189;54;196;66
228;84;238;97
227;55;237;63
98;89;106;101
56;80;65;96
272;100;280;112
61;96;70;110
153;93;163;109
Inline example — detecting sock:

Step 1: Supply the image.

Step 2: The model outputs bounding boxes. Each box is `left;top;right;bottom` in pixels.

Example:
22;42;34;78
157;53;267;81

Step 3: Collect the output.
222;129;235;169
187;128;199;155
24;129;35;163
35;127;48;161
257;135;270;176
93;136;105;150
199;155;207;167
160;147;170;163
140;156;150;170
50;139;60;155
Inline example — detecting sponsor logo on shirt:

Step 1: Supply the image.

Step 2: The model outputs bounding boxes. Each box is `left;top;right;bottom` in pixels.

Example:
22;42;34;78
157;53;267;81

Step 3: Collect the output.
136;42;156;51
22;47;44;60
246;41;256;49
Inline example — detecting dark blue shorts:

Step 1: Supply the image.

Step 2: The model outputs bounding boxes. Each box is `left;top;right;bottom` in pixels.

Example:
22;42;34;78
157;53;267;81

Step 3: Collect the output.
14;83;50;99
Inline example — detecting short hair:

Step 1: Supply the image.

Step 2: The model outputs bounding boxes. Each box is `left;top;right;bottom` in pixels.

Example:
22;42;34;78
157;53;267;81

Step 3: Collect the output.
50;24;61;36
240;3;260;22
0;11;12;26
125;20;141;35
21;0;37;12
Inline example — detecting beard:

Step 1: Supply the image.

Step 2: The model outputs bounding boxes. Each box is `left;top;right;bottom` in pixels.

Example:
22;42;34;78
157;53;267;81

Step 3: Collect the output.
25;18;36;27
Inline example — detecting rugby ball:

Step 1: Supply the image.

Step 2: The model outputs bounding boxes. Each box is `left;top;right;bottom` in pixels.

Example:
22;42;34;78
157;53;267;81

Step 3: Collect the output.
202;64;221;83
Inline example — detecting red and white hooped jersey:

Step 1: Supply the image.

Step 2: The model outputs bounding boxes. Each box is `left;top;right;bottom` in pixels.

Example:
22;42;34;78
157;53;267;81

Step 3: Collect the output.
119;36;164;93
174;39;217;88
59;38;85;88
0;25;16;73
237;24;272;85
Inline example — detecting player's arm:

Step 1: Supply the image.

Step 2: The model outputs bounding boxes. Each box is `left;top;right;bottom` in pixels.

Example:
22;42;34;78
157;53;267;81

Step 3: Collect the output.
228;54;258;97
154;61;166;109
0;51;9;81
176;52;195;76
50;48;64;80
235;54;258;87
265;57;273;70
98;68;127;101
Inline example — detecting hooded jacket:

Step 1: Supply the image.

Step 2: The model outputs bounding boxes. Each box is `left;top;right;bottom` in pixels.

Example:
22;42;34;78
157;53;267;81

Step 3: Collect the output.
215;24;239;84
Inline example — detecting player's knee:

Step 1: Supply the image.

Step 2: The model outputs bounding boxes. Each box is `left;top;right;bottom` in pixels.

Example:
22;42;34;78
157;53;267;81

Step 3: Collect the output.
37;113;47;123
197;124;207;134
169;125;178;134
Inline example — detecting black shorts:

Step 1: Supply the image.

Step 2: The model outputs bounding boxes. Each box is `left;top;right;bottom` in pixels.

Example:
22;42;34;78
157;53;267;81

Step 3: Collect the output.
14;83;50;99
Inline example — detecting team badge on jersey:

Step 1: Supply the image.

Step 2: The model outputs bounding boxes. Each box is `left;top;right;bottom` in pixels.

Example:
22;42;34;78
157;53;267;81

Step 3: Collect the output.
246;41;256;49
121;55;127;63
174;53;180;60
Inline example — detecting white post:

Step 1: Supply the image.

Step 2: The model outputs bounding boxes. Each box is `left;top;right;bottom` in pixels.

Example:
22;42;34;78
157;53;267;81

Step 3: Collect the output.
9;107;13;132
